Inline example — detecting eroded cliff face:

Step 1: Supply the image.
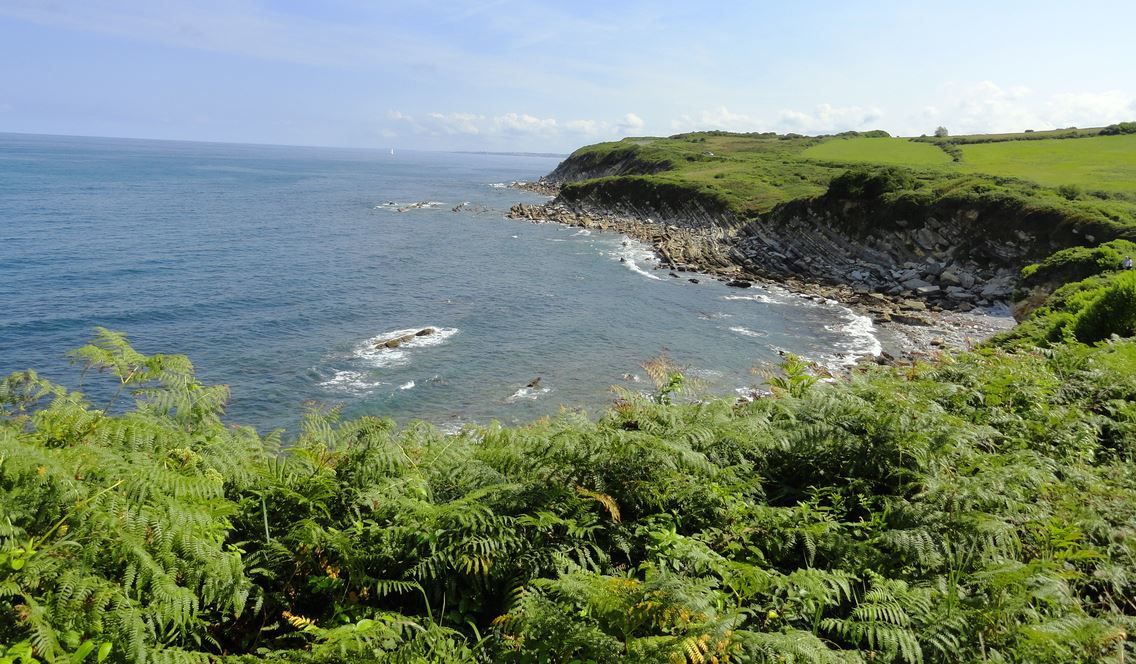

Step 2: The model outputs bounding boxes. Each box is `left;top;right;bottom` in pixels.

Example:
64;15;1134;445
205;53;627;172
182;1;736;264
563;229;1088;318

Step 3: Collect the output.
530;147;1136;319
729;198;1086;309
545;147;672;183
528;163;1129;315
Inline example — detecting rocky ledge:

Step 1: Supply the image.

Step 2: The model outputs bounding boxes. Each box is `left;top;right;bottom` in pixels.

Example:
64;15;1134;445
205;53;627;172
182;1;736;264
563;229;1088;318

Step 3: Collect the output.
508;179;560;197
375;328;437;349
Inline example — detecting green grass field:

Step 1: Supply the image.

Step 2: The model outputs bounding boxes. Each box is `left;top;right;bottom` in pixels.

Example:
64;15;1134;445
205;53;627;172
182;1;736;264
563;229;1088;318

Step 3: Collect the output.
959;134;1136;193
800;137;953;166
559;129;1136;226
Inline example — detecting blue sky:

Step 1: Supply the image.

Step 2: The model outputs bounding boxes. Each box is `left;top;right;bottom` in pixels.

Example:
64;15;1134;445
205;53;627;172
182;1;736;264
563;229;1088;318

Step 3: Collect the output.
2;1;1134;151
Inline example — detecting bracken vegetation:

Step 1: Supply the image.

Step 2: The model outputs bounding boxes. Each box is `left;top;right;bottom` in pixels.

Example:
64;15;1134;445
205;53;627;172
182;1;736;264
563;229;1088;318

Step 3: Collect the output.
4;258;1136;664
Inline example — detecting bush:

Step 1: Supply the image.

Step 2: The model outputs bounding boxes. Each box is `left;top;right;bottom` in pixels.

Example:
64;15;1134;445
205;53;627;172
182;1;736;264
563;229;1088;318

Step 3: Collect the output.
827;166;917;199
1020;239;1136;289
1073;271;1136;342
1099;121;1136;136
1058;183;1083;200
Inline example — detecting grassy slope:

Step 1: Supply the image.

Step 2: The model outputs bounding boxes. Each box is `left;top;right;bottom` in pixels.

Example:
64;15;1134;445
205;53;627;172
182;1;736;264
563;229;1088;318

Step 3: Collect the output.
561;131;1136;235
565;134;836;215
959;134;1136;192
800;136;953;166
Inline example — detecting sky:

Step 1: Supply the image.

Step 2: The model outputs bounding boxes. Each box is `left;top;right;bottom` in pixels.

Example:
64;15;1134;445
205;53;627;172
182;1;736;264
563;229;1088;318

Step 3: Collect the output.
2;0;1135;152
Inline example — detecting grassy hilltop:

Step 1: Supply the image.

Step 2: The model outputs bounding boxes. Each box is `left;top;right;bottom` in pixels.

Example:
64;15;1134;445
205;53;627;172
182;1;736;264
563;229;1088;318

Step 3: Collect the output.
555;126;1136;230
3;126;1136;663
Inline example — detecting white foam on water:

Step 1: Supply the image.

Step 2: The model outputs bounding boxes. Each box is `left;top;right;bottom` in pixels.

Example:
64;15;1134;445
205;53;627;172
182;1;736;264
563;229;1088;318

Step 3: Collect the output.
373;201;446;211
488;182;508;188
436;421;469;435
735;386;773;401
506;386;552;403
573;229;592;236
688;367;725;378
722;293;777;304
609;236;662;281
318;370;384;394
355;326;459;368
728;325;769;338
819;308;883;367
399;380;416;390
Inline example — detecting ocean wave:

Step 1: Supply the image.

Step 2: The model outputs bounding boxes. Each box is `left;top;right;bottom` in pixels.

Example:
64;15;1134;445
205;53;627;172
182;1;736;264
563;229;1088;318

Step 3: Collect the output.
355;326;459;368
816;308;882;367
373;201;446;211
833;310;883;362
318;370;384;394
573;229;592;236
488;182;508;188
722;293;777;304
398;380;416;390
506;385;552;403
611;236;662;281
436;421;470;435
729;325;769;338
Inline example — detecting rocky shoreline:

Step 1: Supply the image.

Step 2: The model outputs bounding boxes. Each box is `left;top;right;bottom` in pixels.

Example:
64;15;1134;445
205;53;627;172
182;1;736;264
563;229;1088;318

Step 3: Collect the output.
505;196;1016;367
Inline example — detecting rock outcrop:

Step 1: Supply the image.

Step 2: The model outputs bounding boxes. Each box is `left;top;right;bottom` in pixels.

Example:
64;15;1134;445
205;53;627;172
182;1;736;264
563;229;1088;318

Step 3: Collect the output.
375;328;436;349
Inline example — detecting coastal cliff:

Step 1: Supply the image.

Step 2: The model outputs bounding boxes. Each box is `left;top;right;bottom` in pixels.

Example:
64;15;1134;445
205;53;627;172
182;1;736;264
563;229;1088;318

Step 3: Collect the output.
516;133;1136;322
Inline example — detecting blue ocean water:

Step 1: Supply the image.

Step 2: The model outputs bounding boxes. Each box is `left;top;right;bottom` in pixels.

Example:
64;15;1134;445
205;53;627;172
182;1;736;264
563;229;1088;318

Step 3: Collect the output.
0;133;879;434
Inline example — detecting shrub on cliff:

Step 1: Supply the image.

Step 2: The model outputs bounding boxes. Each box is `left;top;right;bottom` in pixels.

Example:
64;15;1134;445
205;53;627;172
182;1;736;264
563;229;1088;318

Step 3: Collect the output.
826;166;917;199
1073;270;1136;342
1020;239;1136;289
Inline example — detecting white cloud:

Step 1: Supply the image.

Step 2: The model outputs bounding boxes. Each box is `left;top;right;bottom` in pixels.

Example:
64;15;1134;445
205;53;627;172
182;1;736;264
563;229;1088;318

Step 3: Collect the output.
1045;91;1133;128
903;81;1135;135
565;119;602;134
777;103;884;133
387;110;645;142
493;112;558;135
617;112;645;134
667;84;1134;142
670;107;764;133
669;104;883;135
427;112;486;135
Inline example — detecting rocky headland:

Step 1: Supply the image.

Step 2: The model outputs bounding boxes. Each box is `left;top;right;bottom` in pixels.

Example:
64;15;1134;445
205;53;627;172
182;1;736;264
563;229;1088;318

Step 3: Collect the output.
506;193;1018;366
498;130;1136;368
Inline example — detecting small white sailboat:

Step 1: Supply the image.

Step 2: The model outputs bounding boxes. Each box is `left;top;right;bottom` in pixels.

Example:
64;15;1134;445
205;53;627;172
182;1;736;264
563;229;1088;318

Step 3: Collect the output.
390;148;395;156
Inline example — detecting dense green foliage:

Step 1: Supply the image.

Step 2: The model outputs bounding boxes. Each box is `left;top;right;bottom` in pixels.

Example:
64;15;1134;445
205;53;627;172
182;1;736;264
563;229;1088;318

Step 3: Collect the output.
1020;239;1136;291
3;320;1136;662
1100;123;1136;136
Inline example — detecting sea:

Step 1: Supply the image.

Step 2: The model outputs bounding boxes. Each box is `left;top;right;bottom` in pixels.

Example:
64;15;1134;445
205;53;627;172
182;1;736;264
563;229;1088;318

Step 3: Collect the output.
0;133;881;435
